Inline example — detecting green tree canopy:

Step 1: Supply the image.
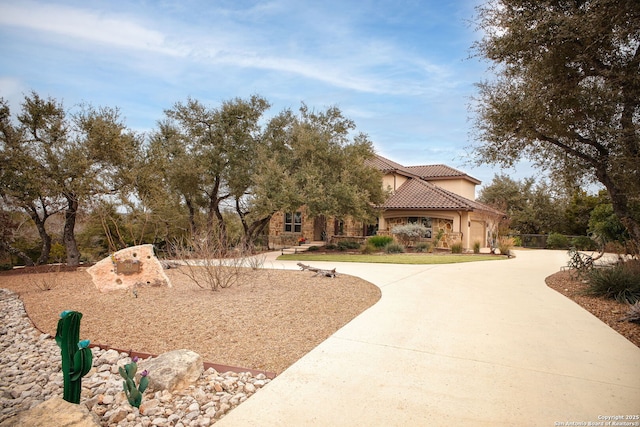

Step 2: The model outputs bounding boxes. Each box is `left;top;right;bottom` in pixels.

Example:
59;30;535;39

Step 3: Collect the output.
245;104;385;244
0;92;141;265
478;174;563;234
471;0;640;251
148;95;270;247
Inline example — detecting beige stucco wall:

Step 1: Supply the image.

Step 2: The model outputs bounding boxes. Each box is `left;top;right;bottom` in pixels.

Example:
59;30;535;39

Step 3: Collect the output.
428;179;477;200
381;173;409;192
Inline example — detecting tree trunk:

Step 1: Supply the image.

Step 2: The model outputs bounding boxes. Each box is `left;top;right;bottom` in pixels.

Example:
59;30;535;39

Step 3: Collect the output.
597;169;640;254
245;216;271;250
25;203;52;265
207;199;227;250
185;198;197;236
63;194;81;266
0;241;35;266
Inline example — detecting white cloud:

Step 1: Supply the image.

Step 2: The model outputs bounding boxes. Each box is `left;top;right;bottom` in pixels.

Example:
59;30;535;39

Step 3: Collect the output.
0;1;182;56
0;0;466;98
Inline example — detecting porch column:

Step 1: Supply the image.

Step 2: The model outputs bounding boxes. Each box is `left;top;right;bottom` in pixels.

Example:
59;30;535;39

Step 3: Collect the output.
460;211;471;249
378;215;386;234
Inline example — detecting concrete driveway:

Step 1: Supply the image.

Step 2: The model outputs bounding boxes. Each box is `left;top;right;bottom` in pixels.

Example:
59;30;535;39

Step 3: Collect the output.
218;249;640;426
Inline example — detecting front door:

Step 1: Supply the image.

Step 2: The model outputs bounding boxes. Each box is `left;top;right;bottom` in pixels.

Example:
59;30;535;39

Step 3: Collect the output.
314;215;327;241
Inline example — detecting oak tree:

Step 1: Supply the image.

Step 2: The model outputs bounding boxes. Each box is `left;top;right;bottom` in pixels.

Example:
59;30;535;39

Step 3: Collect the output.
471;0;640;250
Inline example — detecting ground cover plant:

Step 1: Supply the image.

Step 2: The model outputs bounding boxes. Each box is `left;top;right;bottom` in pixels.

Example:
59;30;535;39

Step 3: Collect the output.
367;235;393;248
584;260;640;304
384;243;405;254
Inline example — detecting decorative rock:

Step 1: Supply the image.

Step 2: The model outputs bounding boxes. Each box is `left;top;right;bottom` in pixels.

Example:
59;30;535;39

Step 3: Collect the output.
100;394;114;405
86;244;172;293
0;289;272;427
107;409;128;424
97;349;120;365
0;397;100;427
139;399;161;416
138;350;203;393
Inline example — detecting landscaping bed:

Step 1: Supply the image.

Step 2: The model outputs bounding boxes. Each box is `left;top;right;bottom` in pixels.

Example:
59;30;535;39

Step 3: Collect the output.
0;266;381;374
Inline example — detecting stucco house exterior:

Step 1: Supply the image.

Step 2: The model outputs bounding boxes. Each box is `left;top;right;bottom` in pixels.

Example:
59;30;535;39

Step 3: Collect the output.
268;154;503;250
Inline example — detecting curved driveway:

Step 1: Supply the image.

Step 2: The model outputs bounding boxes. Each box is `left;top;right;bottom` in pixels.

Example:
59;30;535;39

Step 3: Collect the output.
218;250;640;426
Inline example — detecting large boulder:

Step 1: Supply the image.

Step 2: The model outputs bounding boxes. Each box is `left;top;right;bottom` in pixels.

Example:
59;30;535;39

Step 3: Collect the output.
87;244;172;293
138;349;203;393
0;397;100;427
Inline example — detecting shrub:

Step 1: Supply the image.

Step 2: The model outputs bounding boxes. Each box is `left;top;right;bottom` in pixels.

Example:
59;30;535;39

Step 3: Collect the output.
415;242;431;253
367;235;394;248
360;243;377;254
620;301;640;324
337;240;361;251
391;224;428;246
325;244;337;250
585;260;640;304
384;243;405;254
433;229;445;248
49;242;66;263
307;246;320;252
169;232;245;291
571;236;597;251
512;236;522;247
498;236;515;256
451;243;463;254
546;233;570;249
473;241;481;254
29;264;63;291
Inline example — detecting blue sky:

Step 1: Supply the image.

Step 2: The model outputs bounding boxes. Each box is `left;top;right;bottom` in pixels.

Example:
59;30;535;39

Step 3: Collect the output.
0;0;533;187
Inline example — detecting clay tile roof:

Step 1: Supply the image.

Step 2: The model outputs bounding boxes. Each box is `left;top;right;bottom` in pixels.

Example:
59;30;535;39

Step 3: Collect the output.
381;179;472;210
365;155;410;173
381;178;502;215
367;154;480;184
405;164;481;184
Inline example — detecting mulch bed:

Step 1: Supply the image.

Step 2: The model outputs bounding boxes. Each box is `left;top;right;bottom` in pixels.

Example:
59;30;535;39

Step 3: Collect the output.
545;270;640;348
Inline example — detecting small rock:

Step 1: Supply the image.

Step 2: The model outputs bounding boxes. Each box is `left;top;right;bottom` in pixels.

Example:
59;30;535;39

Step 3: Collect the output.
97;349;120;365
100;394;114;405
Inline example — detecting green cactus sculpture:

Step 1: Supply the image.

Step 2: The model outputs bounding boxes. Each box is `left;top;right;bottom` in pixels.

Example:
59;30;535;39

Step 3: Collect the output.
55;310;93;404
119;357;149;408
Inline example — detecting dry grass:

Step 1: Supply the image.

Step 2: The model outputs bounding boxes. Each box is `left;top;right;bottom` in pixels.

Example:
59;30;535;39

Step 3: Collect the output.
0;266;380;374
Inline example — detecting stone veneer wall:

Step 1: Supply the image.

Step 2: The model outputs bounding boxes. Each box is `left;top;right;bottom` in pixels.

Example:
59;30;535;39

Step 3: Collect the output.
380;217;458;249
269;208;367;248
269;208;316;248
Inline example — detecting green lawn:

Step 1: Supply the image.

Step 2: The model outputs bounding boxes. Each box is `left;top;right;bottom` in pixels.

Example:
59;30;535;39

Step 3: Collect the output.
278;253;506;264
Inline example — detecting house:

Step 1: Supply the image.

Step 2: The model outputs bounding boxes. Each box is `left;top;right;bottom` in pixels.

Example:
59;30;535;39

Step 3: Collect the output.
268;154;503;250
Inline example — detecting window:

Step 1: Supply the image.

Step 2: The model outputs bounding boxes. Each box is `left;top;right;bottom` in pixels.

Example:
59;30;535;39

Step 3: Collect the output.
408;217;432;228
284;212;302;233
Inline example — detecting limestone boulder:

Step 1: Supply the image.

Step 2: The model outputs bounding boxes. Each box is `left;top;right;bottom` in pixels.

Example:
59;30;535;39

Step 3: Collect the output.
0;397;100;427
87;244;172;293
138;349;203;393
